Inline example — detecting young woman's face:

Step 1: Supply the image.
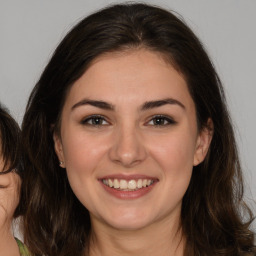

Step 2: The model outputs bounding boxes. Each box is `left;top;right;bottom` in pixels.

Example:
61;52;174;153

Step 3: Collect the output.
0;156;20;231
54;49;211;231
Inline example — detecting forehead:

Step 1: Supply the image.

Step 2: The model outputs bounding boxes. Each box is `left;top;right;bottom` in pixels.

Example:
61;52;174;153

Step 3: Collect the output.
63;49;194;111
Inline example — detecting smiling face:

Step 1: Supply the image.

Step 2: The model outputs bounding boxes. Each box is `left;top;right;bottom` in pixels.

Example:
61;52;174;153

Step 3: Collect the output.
54;49;211;231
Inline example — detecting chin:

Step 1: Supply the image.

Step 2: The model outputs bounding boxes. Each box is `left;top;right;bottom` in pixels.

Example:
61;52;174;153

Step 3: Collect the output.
101;209;153;231
109;219;151;231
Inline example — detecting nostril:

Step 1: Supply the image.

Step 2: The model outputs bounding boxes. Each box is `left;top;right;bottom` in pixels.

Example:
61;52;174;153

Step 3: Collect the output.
108;129;147;166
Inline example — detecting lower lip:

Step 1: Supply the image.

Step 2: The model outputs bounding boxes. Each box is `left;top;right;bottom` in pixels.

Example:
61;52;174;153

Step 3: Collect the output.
101;182;157;200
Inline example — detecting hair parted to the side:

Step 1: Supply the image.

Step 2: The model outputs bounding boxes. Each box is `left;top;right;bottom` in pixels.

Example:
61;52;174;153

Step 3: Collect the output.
0;103;23;217
22;3;255;256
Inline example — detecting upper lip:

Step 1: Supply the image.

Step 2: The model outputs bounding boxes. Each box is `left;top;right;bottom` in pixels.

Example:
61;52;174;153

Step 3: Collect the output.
99;174;159;181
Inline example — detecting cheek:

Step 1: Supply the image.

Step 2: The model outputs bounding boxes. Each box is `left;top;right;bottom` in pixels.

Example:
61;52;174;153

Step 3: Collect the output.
61;133;112;213
61;132;110;197
150;132;196;170
148;131;196;198
0;188;19;227
141;132;196;216
62;132;106;171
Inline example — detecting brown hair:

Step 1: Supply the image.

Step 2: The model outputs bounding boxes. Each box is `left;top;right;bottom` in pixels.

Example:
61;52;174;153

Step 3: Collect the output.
0;103;23;217
22;3;255;255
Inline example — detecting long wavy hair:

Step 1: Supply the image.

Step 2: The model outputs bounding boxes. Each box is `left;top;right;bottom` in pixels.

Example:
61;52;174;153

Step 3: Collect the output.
0;103;23;217
21;3;255;256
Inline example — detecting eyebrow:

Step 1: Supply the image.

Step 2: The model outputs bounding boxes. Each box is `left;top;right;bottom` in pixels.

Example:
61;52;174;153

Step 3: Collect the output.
141;98;185;110
72;99;114;111
71;97;185;111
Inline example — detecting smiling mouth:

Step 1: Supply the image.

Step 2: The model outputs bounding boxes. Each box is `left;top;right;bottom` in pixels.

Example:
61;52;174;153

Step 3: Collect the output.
101;178;156;191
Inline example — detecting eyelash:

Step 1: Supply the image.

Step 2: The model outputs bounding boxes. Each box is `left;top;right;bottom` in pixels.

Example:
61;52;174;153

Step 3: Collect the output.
81;115;109;126
81;114;176;127
146;115;177;126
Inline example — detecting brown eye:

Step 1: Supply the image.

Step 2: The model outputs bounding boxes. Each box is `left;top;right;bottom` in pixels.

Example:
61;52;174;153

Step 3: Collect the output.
147;115;176;126
81;115;109;126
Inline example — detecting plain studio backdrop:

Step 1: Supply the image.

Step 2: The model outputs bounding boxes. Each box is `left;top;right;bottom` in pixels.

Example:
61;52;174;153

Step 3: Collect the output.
1;0;255;235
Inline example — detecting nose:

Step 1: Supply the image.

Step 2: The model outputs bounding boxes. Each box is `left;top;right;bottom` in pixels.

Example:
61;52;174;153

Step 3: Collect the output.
108;124;147;168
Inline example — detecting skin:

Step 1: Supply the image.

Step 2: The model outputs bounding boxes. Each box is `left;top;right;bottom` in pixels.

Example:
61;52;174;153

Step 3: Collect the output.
54;49;212;256
0;155;21;256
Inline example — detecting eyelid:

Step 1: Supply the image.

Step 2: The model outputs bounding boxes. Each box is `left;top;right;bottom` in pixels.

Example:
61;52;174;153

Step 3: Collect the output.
80;114;110;125
145;114;177;126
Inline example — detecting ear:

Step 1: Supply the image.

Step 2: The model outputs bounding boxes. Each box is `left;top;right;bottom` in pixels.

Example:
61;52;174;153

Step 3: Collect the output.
53;132;66;168
193;119;213;166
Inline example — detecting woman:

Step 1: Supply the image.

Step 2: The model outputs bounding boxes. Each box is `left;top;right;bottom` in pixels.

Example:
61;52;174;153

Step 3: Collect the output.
22;3;255;256
0;104;29;256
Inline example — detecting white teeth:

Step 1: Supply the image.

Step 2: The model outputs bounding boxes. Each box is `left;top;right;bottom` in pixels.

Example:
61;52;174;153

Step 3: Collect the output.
128;180;137;190
108;179;113;187
102;178;155;190
137;179;142;188
103;179;108;186
120;179;128;189
113;179;119;189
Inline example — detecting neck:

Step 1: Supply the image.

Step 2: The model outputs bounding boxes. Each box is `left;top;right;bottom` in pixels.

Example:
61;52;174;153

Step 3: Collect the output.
0;224;20;256
88;215;185;256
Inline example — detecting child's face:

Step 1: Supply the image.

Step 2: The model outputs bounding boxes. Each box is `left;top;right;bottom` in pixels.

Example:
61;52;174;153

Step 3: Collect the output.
0;155;20;232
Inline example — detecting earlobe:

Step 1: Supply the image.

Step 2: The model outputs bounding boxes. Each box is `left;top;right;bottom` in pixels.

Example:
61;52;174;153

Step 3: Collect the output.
193;119;213;166
53;132;66;168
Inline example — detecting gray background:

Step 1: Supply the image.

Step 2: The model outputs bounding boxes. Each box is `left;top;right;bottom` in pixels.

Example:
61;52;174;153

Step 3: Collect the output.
1;0;255;232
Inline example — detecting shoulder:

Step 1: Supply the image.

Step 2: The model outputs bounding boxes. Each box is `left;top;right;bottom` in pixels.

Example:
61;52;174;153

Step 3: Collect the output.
15;237;30;256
